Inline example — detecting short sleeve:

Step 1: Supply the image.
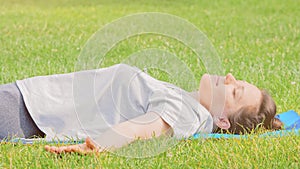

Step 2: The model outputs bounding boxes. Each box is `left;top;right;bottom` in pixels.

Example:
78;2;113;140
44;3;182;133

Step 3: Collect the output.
147;88;213;139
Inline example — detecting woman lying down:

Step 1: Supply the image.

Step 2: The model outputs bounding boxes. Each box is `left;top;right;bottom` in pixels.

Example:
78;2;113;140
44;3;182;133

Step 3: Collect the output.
0;64;282;154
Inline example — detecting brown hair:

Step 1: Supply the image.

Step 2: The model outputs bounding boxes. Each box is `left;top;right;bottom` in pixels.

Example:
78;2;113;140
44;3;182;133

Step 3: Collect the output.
216;90;283;134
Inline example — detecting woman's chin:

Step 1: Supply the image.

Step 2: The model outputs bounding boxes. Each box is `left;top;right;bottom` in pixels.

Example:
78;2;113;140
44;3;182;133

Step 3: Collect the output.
199;74;212;110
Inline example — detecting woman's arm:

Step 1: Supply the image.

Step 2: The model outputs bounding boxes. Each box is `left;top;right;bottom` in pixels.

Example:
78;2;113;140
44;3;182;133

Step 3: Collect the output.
45;112;171;154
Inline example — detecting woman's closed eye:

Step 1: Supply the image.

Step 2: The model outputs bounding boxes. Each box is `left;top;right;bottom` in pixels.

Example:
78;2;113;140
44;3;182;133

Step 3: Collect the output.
237;86;245;101
233;86;244;101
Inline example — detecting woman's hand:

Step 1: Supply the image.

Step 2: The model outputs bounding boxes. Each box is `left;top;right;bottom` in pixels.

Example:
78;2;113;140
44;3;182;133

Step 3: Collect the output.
44;137;101;155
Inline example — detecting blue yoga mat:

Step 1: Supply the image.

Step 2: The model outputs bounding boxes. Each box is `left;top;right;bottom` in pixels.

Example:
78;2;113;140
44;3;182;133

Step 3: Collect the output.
193;129;300;139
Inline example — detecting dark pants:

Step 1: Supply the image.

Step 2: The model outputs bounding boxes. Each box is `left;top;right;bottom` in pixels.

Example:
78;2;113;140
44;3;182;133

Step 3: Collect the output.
0;83;44;140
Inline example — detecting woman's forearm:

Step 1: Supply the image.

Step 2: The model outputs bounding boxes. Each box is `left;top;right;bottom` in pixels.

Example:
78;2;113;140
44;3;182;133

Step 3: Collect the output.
92;112;172;151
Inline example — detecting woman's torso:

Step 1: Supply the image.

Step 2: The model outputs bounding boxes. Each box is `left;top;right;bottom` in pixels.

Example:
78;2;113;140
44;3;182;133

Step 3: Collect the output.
16;64;213;140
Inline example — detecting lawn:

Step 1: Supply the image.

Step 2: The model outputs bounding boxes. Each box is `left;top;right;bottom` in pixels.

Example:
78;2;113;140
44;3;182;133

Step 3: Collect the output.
0;0;300;168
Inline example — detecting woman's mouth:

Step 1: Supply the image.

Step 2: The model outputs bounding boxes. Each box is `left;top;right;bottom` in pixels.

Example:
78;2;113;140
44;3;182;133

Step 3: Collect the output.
210;75;220;86
216;76;220;86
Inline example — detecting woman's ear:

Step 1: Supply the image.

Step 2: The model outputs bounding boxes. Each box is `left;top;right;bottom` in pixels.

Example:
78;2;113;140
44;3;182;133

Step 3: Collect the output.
215;117;231;130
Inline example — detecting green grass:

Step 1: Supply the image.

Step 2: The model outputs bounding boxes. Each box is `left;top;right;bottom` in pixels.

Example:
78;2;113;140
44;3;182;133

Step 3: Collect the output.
0;0;300;168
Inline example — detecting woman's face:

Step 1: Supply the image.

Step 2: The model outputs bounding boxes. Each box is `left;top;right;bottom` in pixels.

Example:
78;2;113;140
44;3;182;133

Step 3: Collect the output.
199;73;262;118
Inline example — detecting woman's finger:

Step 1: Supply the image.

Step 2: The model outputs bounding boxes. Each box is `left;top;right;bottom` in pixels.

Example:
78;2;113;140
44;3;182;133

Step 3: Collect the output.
86;137;97;150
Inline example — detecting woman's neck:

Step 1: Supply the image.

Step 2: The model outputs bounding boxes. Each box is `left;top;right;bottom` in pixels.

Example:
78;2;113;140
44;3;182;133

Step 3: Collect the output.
190;91;218;132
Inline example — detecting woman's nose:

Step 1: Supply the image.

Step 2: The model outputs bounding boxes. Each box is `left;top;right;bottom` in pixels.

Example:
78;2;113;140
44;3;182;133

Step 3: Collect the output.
225;73;236;84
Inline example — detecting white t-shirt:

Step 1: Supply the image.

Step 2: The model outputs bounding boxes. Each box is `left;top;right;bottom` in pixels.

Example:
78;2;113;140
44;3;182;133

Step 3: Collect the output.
16;64;213;140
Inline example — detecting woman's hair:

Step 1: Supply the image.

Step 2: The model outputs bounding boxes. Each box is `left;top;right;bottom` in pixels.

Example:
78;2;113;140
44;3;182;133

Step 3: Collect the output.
216;90;283;134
